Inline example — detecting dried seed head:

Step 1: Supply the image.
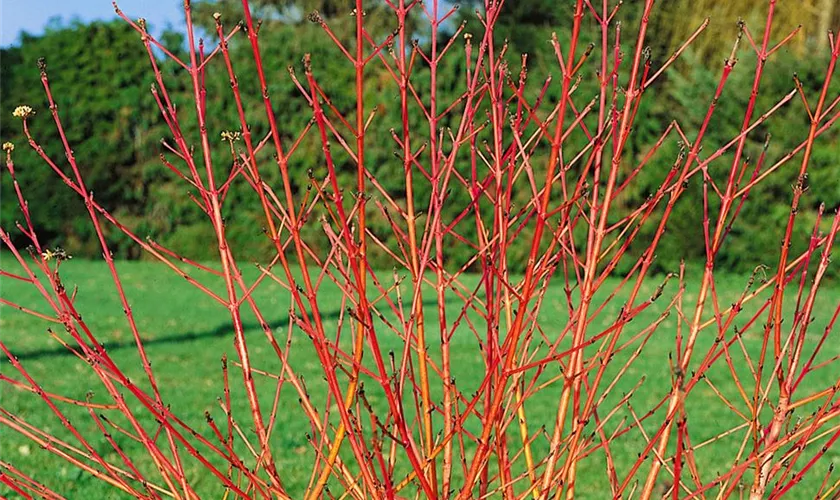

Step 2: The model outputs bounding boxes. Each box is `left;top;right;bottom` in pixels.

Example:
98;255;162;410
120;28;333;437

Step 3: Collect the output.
308;10;322;24
12;105;34;119
2;142;14;153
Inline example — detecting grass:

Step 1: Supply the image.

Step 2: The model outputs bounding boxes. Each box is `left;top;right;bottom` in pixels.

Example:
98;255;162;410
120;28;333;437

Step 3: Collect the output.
1;257;838;498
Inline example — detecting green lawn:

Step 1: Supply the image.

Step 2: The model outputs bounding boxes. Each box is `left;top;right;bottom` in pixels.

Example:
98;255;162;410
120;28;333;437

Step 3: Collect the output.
1;258;838;498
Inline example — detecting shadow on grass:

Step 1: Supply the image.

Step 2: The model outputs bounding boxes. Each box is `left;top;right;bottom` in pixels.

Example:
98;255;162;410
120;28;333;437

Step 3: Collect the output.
13;300;437;361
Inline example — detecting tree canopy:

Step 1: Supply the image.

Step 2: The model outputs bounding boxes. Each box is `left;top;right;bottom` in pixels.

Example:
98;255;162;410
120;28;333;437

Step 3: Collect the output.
2;1;838;275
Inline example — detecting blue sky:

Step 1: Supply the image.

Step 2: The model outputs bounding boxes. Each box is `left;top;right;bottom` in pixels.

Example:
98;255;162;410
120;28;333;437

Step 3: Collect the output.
1;0;186;47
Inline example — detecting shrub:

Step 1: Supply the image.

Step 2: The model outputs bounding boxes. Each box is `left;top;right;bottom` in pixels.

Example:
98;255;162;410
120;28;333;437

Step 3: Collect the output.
1;0;840;498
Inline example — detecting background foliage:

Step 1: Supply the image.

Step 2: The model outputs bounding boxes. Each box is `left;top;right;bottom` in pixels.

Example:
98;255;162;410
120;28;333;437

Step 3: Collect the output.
2;0;838;274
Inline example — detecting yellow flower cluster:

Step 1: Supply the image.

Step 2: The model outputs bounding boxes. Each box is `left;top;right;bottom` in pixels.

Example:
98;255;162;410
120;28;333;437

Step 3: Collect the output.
220;130;241;142
12;105;35;119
